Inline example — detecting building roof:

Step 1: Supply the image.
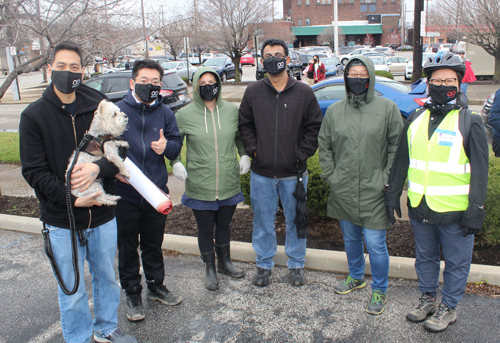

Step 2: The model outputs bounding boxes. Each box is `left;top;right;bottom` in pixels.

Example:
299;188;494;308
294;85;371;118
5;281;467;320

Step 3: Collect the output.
292;24;383;36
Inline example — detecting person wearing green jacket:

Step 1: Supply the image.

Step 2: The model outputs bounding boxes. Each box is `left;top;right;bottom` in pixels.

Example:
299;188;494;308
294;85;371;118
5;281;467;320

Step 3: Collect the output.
171;67;250;291
318;56;403;315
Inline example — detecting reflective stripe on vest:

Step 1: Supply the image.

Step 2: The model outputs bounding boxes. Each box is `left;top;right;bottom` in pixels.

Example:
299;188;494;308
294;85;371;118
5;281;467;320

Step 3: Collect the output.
407;109;470;212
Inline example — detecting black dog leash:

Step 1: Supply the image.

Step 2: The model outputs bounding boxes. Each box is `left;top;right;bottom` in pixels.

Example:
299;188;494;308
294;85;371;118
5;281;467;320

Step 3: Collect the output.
41;133;92;295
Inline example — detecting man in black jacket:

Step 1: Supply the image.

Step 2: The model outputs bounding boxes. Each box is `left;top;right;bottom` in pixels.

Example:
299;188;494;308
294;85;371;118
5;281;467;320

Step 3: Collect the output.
385;52;488;333
239;38;323;287
20;41;136;343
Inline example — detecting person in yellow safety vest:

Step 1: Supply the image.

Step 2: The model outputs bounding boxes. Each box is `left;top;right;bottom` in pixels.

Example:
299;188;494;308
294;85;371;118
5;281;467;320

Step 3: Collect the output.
384;52;489;333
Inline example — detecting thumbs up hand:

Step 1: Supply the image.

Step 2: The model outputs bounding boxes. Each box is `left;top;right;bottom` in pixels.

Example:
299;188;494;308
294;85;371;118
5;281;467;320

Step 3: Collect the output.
151;129;168;155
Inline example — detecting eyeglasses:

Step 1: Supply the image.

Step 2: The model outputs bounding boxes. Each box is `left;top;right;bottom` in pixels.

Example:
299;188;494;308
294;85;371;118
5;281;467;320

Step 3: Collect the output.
199;80;216;86
135;79;161;86
264;52;286;59
347;73;369;78
429;78;458;86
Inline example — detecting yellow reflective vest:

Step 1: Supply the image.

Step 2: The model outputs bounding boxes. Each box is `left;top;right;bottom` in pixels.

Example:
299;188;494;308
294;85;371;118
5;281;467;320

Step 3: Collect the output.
407;109;470;212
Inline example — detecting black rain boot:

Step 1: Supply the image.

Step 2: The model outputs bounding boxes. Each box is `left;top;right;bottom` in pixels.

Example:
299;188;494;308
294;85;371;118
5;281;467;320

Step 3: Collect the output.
201;250;219;291
215;243;245;278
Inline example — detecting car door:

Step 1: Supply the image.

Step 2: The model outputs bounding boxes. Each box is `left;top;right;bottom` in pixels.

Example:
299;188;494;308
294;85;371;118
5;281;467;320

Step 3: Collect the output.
226;58;235;79
103;76;131;102
313;83;347;115
177;62;187;79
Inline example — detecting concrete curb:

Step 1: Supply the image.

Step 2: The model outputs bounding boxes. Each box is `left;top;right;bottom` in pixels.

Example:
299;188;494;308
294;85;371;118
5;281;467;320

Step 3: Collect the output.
1;213;499;285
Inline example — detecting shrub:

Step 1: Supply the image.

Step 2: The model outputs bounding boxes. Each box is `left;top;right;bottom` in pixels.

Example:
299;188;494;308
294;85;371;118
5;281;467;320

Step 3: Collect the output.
478;152;500;247
181;76;189;84
90;72;102;78
375;70;394;79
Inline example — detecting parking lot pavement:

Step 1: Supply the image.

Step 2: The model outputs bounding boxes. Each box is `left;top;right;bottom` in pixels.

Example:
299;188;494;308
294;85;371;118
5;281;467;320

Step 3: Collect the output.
2;228;500;343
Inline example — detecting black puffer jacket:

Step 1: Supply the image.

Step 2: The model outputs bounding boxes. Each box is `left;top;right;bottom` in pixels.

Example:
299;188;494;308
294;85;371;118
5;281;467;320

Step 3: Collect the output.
20;84;119;230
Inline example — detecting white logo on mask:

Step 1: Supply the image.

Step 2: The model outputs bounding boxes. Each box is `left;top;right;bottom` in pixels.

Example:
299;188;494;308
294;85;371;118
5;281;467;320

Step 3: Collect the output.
72;79;81;87
151;90;159;98
213;87;218;95
277;61;285;69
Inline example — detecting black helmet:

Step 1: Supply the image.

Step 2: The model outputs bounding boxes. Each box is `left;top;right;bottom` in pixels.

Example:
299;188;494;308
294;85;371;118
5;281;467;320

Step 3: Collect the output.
423;52;466;80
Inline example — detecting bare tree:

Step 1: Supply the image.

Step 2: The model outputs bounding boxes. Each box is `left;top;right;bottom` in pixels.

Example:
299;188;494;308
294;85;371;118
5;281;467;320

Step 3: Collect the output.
317;26;345;50
198;0;271;82
261;22;296;46
158;10;188;61
438;0;500;82
363;33;375;46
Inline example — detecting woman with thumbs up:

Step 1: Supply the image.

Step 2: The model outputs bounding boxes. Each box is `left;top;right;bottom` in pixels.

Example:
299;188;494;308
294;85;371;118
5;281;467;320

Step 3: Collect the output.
115;59;184;322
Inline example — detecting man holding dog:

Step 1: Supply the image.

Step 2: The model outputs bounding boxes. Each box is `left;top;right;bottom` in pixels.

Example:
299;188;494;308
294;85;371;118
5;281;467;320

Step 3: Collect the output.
115;59;183;322
20;41;137;343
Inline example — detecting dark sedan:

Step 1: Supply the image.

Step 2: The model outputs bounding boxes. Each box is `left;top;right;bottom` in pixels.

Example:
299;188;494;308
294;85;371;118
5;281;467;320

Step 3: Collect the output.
202;57;242;82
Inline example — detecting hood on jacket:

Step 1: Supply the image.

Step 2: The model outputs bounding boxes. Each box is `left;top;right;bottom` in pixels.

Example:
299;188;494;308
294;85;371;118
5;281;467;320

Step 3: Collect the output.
343;56;376;108
191;67;224;109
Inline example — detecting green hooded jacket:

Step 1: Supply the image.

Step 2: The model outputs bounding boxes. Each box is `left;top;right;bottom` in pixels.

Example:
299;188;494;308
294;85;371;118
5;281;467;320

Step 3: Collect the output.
171;67;247;201
318;56;404;230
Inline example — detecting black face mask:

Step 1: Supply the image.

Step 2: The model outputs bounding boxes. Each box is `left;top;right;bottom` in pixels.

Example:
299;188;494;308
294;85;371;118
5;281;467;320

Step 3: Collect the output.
428;84;459;105
51;70;82;94
346;78;369;96
134;83;161;103
313;58;318;63
199;83;218;101
263;56;287;75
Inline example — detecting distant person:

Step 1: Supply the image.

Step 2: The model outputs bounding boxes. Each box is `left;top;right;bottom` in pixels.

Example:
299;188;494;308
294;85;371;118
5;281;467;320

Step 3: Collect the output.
312;55;326;83
125;59;131;70
172;67;249;291
456;51;476;97
303;59;315;86
486;88;500;156
239;38;323;287
318;56;403;315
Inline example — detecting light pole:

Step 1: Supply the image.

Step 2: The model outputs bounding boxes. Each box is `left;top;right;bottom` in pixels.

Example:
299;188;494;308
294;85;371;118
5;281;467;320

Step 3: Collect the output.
141;0;148;58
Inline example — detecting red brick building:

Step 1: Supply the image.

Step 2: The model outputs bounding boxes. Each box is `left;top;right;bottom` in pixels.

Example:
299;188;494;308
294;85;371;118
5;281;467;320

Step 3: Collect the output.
283;0;402;47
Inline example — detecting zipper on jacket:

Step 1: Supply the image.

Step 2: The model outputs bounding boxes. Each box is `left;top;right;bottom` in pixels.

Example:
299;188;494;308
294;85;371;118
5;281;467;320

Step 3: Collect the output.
210;110;220;199
283;103;287;134
71;115;77;147
274;93;279;177
140;105;146;204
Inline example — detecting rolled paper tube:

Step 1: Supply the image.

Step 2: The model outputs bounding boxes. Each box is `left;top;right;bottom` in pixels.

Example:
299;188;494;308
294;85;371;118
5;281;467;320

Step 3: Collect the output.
123;158;173;214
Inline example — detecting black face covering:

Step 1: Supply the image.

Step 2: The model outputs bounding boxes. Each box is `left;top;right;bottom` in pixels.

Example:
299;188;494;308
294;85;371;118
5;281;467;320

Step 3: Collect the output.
313;58;318;63
428;84;459;105
134;83;161;103
263;56;287;75
346;78;369;96
51;70;82;94
199;83;218;101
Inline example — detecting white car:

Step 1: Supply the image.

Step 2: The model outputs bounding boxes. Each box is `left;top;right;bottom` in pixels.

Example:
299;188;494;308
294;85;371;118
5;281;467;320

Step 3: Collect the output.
405;53;435;80
161;61;197;81
340;48;372;65
366;55;390;73
386;56;409;75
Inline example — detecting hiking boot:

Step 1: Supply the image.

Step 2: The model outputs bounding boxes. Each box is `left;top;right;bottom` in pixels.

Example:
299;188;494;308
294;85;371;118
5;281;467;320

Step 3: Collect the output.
366;289;387;315
289;268;307;286
125;293;145;322
253;267;272;287
334;275;366;294
423;303;457;332
94;329;137;343
406;294;437;322
146;282;183;306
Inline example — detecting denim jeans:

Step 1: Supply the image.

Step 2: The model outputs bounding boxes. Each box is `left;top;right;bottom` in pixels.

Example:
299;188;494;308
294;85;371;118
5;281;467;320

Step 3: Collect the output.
250;171;308;269
46;218;120;343
460;82;469;96
410;214;474;308
339;220;389;293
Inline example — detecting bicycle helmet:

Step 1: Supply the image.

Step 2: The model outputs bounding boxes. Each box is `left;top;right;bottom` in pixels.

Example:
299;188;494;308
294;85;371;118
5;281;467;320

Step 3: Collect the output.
423;51;466;80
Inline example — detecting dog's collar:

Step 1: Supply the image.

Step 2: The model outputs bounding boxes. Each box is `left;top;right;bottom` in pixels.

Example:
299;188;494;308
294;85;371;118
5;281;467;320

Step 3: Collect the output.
82;135;113;157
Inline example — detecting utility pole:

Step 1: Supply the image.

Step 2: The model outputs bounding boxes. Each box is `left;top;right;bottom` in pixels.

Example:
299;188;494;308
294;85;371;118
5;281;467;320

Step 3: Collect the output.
333;0;339;57
35;0;47;83
413;0;424;82
271;0;275;22
141;0;148;58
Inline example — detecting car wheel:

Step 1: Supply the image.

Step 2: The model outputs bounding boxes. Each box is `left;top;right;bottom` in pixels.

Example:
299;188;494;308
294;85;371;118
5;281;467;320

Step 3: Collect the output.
221;72;227;82
252;64;255;67
341;58;348;66
404;74;410;81
297;71;302;81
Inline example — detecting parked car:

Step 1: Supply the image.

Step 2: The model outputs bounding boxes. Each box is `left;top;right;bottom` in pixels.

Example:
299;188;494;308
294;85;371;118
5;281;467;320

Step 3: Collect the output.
161;61;197;81
240;54;255;66
298;53;315;69
202;57;242;82
397;45;413;51
372;47;395;56
338;46;354;54
481;92;496;139
83;70;191;112
430;43;441;53
256;50;303;81
311;76;428;118
322;57;343;78
366;55;390;73
179;53;201;65
405;53;435;80
340;48;372;65
386;56;409;75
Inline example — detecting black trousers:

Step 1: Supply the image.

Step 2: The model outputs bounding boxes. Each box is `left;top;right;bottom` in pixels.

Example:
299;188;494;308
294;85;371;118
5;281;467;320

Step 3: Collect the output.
116;199;167;292
192;205;237;253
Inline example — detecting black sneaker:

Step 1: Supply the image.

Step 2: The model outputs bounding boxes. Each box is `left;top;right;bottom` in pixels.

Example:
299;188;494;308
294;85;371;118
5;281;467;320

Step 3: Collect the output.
125;293;145;322
423;302;457;332
406;294;437;322
289;268;307;286
146;284;183;306
252;267;272;287
334;276;366;294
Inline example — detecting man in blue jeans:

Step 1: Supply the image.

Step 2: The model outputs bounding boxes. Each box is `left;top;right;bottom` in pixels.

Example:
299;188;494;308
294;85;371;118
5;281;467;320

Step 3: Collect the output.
239;38;323;287
19;41;136;343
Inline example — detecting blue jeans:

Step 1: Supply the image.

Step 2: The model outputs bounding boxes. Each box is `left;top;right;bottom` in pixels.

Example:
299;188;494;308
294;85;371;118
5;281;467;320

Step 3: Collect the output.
46;219;120;343
410;214;474;308
339;220;389;293
460;82;469;96
250;171;308;269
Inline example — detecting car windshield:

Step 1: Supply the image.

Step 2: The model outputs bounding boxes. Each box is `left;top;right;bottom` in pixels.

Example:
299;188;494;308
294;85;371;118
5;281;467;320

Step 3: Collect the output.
322;58;338;65
203;58;226;66
379;79;411;93
368;56;386;65
161;62;178;70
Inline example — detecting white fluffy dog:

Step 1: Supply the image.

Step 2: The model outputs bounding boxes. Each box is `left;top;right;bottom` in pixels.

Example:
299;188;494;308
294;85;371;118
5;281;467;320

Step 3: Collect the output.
67;100;130;206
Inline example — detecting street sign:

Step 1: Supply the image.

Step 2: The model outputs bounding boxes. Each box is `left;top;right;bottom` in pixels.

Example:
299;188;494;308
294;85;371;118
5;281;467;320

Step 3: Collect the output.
426;32;440;37
420;11;426;37
32;38;40;51
9;46;16;56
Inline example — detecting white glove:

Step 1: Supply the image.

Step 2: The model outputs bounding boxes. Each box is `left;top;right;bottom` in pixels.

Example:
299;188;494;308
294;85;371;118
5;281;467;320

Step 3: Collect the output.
173;162;188;181
239;155;250;175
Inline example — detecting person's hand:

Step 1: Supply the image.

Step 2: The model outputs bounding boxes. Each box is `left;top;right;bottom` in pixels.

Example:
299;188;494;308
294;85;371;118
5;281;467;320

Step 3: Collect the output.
239;155;250;175
253;151;257;158
115;173;130;184
386;205;401;226
71;163;100;192
151;129;167;155
74;191;103;207
173;162;188;181
461;225;481;237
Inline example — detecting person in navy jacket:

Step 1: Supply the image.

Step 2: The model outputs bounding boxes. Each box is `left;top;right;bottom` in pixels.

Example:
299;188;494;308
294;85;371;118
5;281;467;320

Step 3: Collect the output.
115;59;183;322
486;88;500;156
